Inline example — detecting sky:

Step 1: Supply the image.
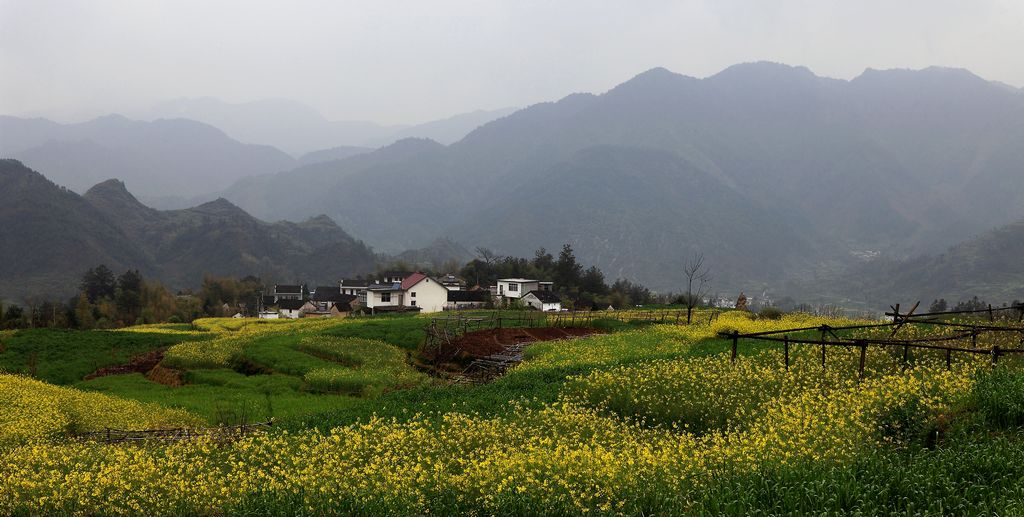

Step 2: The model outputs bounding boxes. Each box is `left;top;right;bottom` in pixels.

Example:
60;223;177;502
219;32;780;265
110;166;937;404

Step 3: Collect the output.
2;0;1023;125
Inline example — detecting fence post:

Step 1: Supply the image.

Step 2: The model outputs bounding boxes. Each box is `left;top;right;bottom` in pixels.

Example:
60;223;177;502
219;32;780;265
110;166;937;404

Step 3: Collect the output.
992;345;1001;367
820;327;827;368
858;341;867;380
945;348;952;370
783;335;790;371
989;304;994;322
902;344;909;370
730;331;739;364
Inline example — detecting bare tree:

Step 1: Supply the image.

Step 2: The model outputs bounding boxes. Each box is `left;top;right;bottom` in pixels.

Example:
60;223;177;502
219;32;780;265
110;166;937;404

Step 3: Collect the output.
682;253;711;324
474;247;502;265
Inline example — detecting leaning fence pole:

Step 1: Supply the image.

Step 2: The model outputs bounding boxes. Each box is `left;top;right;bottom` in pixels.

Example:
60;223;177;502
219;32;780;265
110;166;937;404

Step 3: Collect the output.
730;330;739;364
857;340;867;379
820;327;827;368
783;335;790;371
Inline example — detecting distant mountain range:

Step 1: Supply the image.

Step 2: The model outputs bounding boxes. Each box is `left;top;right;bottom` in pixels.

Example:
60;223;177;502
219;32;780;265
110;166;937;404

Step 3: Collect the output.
146;97;517;155
215;62;1024;297
5;62;1024;307
0;114;295;199
1;102;515;202
0;159;379;300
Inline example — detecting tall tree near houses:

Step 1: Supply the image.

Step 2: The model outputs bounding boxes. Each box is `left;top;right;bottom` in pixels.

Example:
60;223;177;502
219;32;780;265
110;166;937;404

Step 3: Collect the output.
555;244;583;288
682;253;711;324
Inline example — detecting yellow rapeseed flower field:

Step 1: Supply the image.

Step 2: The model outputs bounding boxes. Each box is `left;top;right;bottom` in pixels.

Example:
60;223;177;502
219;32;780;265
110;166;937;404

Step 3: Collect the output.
0;313;1000;514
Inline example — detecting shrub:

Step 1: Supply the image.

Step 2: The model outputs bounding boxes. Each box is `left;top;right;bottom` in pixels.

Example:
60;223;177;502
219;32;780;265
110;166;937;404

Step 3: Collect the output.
758;306;784;320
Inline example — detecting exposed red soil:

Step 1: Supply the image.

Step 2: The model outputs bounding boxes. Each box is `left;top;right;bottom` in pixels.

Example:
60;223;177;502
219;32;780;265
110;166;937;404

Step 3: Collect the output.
83;349;166;381
451;327;604;359
146;364;184;387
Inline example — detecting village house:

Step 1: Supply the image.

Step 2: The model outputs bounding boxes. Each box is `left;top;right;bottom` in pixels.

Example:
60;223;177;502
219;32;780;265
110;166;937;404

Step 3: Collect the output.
496;278;539;299
306;286;359;317
277;299;306;319
494;278;555;305
439;273;463;291
522;290;563;312
380;271;412;284
272;284;304;303
401;272;449;313
338;278;369;302
446;289;490;310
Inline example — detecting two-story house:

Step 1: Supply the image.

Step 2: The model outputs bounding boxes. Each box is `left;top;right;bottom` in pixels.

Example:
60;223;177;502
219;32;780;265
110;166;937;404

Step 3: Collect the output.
363;272;449;314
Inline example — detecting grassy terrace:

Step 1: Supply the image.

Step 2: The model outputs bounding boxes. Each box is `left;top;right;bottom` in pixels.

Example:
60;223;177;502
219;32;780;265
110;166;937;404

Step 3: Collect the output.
4;311;1024;514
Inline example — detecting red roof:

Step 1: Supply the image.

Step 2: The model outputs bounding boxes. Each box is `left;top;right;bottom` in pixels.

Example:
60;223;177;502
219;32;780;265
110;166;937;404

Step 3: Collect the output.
400;272;428;290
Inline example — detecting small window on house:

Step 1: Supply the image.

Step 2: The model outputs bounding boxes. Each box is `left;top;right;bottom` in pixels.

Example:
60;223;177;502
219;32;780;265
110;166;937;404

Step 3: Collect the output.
381;292;391;303
411;292;416;298
509;283;518;292
411;300;417;306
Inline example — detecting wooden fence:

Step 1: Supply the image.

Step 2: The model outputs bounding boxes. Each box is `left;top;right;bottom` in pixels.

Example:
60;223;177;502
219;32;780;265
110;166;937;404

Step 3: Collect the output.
719;303;1024;378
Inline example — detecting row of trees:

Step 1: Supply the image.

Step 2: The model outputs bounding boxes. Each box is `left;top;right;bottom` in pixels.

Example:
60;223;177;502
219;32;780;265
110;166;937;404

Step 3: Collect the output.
0;266;269;330
453;244;657;309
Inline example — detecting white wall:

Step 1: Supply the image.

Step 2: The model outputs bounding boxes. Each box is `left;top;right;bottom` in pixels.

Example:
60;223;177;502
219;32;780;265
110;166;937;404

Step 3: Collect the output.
497;280;539;299
366;290;403;309
406;277;448;313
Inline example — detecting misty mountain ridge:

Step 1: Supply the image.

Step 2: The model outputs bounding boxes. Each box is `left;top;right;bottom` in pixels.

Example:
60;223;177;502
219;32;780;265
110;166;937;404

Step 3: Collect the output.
213;61;1024;298
146;97;517;155
0;114;296;198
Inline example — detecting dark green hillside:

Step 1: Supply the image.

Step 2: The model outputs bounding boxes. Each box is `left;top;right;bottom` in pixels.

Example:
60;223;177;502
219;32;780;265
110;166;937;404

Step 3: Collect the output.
82;177;380;290
0;160;151;299
456;146;816;289
0;161;379;300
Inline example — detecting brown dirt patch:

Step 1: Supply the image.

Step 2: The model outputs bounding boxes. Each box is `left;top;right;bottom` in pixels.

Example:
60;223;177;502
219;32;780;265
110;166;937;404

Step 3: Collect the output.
448;326;604;359
146;364;184;387
83;349;166;380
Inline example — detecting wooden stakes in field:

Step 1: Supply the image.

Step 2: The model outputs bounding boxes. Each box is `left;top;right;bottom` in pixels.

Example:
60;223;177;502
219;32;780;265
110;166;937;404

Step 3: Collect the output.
783;335;790;371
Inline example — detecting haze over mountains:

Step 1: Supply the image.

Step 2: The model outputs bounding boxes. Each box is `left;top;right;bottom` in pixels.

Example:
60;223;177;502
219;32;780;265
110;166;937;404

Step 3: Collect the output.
4;62;1024;307
145;97;517;155
213;63;1024;300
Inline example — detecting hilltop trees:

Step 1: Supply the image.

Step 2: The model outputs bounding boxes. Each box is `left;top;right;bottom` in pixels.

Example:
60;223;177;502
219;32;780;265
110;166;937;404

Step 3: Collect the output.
456;244;654;309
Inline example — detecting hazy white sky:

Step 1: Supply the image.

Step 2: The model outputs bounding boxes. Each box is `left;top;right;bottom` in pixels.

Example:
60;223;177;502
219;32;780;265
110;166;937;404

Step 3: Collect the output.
2;0;1023;124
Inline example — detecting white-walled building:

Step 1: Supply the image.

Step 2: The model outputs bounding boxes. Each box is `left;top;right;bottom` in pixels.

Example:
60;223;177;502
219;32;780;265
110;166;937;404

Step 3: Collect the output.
496;278;540;299
365;282;405;312
402;273;449;313
362;272;450;314
278;299;306;319
522;290;562;312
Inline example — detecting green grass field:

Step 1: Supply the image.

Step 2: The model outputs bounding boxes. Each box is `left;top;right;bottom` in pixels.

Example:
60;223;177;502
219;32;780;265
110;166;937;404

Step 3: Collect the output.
0;327;213;384
8;311;1024;514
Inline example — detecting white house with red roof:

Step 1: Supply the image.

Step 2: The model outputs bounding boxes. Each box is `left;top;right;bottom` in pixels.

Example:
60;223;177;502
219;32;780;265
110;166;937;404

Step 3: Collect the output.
401;272;448;313
364;272;449;314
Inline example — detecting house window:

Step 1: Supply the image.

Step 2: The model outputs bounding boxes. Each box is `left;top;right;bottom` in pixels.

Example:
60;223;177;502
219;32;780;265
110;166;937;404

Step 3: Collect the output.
411;292;416;298
411;300;417;306
508;283;518;292
381;292;391;303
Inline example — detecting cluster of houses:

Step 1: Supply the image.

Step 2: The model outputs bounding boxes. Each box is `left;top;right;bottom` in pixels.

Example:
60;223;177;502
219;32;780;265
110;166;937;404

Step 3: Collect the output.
257;272;562;319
